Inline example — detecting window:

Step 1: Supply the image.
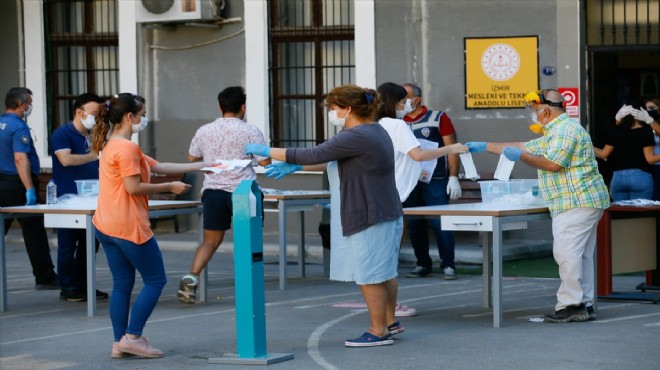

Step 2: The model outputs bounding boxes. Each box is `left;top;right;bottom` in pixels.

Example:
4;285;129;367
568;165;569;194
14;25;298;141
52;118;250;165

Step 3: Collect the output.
44;0;118;137
269;0;355;147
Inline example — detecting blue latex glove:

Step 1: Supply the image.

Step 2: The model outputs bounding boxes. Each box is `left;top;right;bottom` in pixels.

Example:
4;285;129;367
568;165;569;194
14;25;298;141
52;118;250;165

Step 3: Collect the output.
466;142;487;153
244;143;270;157
503;147;522;161
25;188;37;205
264;162;302;180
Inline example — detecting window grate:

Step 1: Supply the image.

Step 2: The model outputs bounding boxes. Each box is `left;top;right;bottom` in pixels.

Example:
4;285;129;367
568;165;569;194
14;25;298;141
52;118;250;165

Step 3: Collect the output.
44;0;118;138
268;0;355;148
587;0;660;47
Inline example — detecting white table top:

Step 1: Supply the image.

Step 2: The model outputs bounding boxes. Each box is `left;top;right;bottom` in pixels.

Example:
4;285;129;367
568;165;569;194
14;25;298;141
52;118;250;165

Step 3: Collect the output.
404;202;549;217
0;199;201;215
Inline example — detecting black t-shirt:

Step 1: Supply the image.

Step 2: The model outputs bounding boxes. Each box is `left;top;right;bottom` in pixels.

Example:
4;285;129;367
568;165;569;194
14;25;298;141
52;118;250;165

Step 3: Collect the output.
606;125;655;172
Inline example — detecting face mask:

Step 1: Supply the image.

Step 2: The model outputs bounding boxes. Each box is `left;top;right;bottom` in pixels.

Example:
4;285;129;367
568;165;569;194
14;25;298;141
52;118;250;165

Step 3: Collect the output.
81;112;96;130
407;98;416;111
23;104;33;118
132;116;149;133
647;107;659;121
396;109;406;119
528;109;543;134
328;110;346;128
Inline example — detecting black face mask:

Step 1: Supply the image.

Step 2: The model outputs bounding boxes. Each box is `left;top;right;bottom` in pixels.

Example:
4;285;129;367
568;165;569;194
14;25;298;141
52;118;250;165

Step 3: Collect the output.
648;109;659;121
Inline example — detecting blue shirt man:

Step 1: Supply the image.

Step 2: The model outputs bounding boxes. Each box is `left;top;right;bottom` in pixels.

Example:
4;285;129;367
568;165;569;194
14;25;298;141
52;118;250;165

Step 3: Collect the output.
50;93;106;301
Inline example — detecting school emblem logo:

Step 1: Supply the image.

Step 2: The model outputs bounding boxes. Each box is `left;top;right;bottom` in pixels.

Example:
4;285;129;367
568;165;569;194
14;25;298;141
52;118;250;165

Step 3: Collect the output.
421;127;431;137
21;135;29;144
481;43;520;81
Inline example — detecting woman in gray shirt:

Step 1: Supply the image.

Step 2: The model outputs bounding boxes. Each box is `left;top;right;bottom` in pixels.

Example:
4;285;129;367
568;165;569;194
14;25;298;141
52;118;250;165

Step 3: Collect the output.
245;84;402;347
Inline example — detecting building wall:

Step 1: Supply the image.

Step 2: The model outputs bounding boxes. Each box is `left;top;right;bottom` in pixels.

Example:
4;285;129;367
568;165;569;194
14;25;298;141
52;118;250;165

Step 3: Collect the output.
375;0;571;179
0;1;21;99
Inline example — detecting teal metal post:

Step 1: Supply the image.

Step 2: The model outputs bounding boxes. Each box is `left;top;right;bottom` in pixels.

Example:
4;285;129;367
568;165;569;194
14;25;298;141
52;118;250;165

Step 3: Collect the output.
208;180;293;365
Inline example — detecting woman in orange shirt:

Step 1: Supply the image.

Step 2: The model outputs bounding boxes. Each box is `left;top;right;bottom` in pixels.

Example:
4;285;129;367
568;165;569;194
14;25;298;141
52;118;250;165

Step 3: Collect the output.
90;93;208;359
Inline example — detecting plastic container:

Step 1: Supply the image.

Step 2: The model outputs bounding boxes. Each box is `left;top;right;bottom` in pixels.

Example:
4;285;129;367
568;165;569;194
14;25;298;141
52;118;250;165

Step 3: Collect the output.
480;179;544;206
46;180;57;205
75;179;99;196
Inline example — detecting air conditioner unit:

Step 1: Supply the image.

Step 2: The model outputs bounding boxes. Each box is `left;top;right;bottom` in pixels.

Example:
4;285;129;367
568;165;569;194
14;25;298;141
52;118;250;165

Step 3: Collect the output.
136;0;220;23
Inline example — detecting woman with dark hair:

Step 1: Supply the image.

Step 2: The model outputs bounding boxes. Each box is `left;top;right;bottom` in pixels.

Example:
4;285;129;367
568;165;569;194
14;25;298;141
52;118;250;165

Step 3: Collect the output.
637;97;660;199
245;84;402;347
595;103;660;201
91;93;208;358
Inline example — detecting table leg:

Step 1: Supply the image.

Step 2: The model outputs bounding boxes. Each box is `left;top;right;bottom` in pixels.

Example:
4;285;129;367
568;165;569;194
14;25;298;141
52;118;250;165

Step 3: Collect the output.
279;201;287;290
596;211;612;296
481;231;491;308
199;210;208;302
298;211;305;278
86;215;97;317
492;217;503;328
1;214;6;312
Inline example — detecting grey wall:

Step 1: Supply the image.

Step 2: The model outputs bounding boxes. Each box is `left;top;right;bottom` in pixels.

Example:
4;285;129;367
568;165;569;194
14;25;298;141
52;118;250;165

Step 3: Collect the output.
375;0;563;179
0;0;20;97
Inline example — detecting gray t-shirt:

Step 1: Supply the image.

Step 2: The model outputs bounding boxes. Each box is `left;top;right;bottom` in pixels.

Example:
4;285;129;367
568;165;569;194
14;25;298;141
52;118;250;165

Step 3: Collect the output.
285;123;402;236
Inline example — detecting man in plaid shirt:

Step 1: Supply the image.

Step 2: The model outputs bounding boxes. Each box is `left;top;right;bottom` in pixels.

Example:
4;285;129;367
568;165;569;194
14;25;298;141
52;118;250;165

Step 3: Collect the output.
466;89;609;323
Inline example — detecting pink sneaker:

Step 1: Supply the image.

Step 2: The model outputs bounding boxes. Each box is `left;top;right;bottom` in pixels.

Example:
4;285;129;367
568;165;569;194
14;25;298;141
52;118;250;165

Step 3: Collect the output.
395;304;417;317
117;335;164;358
111;341;135;358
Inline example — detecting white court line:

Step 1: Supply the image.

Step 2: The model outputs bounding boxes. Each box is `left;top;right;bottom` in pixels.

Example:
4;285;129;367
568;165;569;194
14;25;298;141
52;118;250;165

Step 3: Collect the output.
594;311;660;323
644;322;660;327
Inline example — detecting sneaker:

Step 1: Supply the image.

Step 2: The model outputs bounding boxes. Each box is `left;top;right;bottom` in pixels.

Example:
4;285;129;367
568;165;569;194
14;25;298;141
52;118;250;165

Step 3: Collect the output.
586;305;597;321
394;303;417;317
442;267;458;280
405;266;432;278
387;321;405;336
544;303;589;323
60;289;86;302
177;273;198;304
35;278;60;290
117;335;164;358
111;341;135;359
344;332;394;347
94;290;109;300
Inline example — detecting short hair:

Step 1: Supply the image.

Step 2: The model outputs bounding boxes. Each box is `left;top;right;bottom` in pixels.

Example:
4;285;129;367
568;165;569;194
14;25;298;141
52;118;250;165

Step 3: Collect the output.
403;83;422;98
325;84;380;122
5;87;33;109
73;93;104;111
217;86;246;114
377;82;407;120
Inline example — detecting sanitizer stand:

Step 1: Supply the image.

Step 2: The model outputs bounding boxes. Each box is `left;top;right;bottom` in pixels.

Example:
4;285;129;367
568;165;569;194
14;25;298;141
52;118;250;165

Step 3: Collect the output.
208;180;294;365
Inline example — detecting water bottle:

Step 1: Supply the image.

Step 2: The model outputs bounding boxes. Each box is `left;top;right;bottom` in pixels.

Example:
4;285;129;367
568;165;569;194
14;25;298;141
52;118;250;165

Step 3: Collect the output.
46;179;57;205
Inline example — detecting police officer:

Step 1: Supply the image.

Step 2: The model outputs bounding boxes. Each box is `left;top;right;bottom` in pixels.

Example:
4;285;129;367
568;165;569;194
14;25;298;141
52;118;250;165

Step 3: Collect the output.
0;87;58;289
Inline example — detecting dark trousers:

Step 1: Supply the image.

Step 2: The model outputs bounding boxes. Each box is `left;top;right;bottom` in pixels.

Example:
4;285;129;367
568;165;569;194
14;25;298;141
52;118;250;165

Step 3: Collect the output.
403;178;455;270
0;176;57;284
57;228;99;291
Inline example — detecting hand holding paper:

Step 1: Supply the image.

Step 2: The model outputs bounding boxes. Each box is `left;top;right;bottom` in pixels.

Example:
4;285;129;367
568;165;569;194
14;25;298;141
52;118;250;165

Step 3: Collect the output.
466;142;487;153
503;147;522;161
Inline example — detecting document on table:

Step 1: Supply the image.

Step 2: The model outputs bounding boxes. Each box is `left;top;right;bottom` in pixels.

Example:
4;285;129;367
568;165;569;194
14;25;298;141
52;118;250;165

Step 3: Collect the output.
494;154;515;181
201;159;252;174
459;152;479;180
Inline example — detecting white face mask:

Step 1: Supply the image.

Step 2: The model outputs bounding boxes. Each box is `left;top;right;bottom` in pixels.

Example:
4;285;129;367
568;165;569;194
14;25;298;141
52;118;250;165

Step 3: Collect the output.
396;99;414;118
132;116;149;133
81;111;96;130
23;104;33;118
530;110;540;125
406;98;416;111
328;110;346;128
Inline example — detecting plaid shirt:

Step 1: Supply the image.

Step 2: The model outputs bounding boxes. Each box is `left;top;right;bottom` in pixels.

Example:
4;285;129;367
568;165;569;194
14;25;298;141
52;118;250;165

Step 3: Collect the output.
525;113;610;216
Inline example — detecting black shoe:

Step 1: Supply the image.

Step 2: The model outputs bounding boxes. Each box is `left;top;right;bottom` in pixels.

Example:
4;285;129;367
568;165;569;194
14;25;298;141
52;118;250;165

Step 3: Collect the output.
544;303;589;323
35;278;60;290
405;266;432;278
586;305;596;321
60;289;86;302
94;290;109;300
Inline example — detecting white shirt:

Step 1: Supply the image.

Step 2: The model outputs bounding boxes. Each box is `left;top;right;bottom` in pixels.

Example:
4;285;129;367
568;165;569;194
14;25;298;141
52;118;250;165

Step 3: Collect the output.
378;117;422;202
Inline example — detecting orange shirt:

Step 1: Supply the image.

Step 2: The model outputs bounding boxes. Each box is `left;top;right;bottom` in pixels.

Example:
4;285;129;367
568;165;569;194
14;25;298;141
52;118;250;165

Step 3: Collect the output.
93;138;157;244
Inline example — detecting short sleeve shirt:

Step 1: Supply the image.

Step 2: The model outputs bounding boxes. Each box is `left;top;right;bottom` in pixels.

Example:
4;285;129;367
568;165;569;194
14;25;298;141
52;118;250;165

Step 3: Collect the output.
0;112;40;175
189;117;268;193
378;117;422;202
50;121;99;195
605;125;655;173
93;138;158;245
524;113;610;216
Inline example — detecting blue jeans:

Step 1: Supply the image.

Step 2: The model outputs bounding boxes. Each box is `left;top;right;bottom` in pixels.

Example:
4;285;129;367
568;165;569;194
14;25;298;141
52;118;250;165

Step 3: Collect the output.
651;165;660;201
610;169;653;201
402;178;455;269
96;230;167;341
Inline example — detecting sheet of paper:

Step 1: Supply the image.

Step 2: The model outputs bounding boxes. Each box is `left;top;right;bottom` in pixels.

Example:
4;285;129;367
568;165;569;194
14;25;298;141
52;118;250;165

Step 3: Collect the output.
201;159;252;174
494;154;515;181
459;152;479;180
417;139;439;183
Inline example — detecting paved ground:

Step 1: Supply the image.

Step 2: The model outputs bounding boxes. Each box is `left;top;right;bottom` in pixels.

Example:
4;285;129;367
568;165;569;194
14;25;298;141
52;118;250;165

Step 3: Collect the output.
1;228;659;370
